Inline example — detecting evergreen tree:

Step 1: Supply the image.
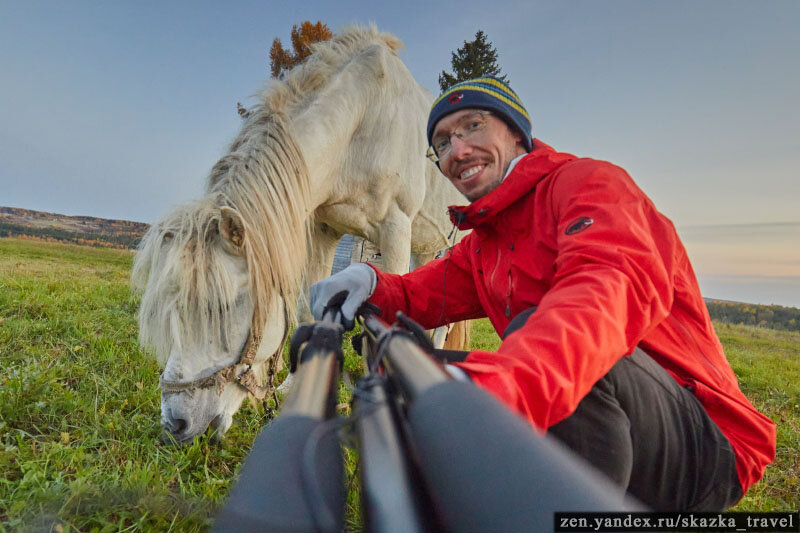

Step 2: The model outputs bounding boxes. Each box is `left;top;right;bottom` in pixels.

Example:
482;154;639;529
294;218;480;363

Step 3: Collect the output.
438;30;507;92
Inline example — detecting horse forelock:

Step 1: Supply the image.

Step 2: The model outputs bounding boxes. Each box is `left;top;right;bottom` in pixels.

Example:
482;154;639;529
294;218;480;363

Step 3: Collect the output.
133;201;240;365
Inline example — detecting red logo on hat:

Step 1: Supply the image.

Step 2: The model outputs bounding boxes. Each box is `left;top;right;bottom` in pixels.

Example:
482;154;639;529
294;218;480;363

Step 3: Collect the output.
448;92;463;104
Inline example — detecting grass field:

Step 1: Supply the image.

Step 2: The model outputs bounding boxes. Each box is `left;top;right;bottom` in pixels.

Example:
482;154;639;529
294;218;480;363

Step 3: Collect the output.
1;238;798;530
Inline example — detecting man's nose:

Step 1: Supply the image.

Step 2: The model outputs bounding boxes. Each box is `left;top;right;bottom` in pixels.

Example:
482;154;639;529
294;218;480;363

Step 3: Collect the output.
449;135;473;160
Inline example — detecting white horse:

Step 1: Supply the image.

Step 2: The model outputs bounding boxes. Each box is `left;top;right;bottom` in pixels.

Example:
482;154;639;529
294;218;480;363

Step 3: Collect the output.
132;26;467;444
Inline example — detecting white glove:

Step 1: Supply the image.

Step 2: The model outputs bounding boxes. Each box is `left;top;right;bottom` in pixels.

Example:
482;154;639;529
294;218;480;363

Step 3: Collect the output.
309;263;377;329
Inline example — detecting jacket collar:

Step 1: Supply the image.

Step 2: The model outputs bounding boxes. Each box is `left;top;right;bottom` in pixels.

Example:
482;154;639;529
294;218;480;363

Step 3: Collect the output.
448;139;577;230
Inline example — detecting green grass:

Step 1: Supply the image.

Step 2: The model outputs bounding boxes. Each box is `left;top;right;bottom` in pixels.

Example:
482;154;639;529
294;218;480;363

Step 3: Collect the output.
0;239;272;531
0;238;362;532
714;323;800;510
1;237;797;530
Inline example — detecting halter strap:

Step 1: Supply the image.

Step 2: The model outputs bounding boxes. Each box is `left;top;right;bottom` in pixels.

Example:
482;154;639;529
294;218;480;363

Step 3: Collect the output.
159;302;290;400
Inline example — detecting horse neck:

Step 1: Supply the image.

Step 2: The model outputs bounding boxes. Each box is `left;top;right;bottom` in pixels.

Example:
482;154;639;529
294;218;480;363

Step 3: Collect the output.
288;70;373;206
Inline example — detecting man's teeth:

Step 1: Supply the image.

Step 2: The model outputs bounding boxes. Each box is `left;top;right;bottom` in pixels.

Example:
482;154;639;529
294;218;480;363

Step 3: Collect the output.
460;165;485;180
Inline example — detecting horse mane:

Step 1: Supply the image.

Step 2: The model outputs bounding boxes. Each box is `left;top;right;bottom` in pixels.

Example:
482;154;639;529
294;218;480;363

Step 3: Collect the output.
132;25;404;363
257;24;403;117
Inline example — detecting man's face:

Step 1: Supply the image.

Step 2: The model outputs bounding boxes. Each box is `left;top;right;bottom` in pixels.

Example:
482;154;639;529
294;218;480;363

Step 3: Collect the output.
431;109;527;202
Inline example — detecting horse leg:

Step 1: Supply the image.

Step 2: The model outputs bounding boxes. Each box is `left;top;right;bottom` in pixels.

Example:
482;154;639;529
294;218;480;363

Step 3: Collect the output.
376;206;412;275
298;221;343;323
442;320;471;351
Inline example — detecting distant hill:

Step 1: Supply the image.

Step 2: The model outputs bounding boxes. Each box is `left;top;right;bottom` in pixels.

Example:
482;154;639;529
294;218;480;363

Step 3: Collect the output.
0;206;148;249
705;298;800;332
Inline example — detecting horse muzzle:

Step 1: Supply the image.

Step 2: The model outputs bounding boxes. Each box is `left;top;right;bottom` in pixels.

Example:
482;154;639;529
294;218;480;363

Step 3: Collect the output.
160;396;227;445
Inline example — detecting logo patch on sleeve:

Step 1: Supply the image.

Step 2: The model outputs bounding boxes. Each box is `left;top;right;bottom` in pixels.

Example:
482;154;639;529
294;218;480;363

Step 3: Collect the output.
565;217;594;235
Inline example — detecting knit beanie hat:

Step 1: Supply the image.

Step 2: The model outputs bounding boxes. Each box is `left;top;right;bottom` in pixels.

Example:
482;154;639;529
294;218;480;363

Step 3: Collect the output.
427;76;533;153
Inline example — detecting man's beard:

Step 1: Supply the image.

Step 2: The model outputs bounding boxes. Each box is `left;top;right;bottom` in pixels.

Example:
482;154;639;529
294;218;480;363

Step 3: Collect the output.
465;177;504;202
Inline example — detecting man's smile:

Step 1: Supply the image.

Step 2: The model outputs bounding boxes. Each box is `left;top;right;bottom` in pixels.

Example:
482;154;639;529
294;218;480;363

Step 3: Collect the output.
458;163;487;181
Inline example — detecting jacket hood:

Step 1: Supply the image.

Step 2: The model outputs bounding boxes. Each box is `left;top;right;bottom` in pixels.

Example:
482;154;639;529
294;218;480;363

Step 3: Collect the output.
448;139;576;230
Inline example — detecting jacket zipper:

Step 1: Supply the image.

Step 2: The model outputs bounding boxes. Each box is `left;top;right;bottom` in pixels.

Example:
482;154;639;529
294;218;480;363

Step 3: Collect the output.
506;268;513;318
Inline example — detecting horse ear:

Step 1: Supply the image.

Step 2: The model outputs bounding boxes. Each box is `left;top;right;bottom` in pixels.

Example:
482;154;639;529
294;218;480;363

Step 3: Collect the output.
360;44;389;80
219;207;245;255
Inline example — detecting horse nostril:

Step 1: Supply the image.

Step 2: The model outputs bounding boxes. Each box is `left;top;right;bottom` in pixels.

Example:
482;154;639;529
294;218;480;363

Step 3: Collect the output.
164;413;188;436
170;417;187;435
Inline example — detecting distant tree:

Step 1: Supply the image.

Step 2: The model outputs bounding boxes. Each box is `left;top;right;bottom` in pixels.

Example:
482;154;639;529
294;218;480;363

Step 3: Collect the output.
705;300;800;333
269;21;333;79
438;30;507;92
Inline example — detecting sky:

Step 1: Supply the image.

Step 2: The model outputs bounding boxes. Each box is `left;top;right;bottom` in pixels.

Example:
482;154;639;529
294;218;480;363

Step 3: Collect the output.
1;1;798;307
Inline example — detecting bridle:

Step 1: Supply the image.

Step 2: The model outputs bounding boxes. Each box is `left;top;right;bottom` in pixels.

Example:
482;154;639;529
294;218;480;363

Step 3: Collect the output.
159;303;290;401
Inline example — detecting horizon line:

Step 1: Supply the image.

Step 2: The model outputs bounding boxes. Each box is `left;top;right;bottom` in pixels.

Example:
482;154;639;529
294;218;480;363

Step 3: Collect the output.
679;221;800;230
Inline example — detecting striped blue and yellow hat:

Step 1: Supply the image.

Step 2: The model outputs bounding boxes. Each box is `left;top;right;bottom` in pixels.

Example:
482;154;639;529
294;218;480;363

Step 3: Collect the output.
427;76;532;153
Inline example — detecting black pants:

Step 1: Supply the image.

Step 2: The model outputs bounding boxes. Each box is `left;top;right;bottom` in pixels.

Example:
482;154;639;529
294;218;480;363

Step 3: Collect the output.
433;309;742;511
547;347;742;511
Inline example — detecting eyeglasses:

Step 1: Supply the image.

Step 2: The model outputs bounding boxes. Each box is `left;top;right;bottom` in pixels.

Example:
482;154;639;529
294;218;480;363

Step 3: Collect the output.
426;111;492;163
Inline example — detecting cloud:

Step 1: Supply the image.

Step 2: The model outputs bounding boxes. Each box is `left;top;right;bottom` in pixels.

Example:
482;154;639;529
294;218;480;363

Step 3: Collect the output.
679;222;800;277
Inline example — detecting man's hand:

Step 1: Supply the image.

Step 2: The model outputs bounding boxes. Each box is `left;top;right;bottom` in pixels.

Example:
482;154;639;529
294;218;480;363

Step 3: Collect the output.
309;263;377;330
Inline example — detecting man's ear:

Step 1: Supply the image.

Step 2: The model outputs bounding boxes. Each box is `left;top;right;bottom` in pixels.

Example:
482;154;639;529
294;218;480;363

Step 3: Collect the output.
219;207;245;255
512;132;527;155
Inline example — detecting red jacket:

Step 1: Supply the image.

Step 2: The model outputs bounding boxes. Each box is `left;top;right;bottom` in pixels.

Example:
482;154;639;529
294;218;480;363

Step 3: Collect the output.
368;139;775;494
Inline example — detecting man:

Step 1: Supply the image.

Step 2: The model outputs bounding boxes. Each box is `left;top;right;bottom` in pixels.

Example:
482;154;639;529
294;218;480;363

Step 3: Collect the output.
310;77;775;510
